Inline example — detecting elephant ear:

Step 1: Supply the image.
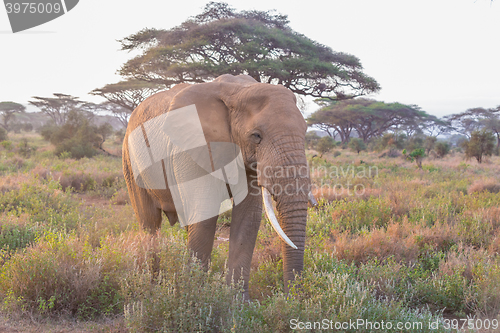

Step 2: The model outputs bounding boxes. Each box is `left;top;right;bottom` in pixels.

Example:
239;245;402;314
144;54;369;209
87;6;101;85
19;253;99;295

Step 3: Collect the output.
167;74;257;143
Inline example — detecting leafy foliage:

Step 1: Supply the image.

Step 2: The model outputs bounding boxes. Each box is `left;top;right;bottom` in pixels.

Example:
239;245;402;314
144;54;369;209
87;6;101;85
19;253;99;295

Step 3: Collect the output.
316;136;335;157
348;137;366;154
403;148;425;169
462;130;496;163
308;99;430;143
0;128;7;141
118;2;379;100
446;106;500;148
29;94;90;126
305;131;320;149
40;110;112;159
0;101;25;132
434;141;450;158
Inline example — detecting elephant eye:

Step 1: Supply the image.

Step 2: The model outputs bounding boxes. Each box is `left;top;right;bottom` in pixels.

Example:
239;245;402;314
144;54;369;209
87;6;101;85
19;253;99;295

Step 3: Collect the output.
251;132;262;144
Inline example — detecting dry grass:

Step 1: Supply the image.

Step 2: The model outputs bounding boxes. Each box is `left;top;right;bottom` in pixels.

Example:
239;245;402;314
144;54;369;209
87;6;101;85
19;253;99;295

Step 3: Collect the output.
326;219;457;263
469;179;500;194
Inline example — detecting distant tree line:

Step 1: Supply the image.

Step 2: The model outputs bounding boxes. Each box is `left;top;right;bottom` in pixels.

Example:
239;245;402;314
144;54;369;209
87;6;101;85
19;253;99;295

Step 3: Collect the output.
306;99;499;164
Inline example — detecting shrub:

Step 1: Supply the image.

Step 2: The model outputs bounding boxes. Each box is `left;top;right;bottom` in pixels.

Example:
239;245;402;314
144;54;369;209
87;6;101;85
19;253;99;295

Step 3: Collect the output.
17;138;36;158
462;130;495;163
434;141;450;158
348;137;366;154
40;111;110;159
424;136;437;154
0;128;7;141
316;136;335;157
114;129;126;144
403;148;425;169
0;140;12;150
375;133;406;151
305;131;320;149
405;136;424;152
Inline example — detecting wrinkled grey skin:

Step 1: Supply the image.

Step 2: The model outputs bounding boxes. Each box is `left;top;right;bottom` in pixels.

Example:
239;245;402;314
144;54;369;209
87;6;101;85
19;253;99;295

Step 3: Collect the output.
123;74;310;298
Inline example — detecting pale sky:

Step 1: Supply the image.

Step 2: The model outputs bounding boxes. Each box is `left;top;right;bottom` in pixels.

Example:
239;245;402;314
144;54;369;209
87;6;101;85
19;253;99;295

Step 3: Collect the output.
1;0;499;117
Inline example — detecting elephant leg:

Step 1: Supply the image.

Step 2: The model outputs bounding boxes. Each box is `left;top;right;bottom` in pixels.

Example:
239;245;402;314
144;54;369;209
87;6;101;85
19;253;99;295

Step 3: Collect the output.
227;174;262;299
127;185;162;233
186;216;218;269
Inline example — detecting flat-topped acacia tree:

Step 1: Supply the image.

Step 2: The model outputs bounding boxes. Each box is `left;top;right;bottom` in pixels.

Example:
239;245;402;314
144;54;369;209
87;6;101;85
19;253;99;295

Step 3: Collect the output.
118;2;380;101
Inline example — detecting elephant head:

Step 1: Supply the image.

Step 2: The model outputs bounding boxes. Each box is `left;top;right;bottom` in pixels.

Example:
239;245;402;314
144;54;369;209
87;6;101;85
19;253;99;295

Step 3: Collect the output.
123;74;316;296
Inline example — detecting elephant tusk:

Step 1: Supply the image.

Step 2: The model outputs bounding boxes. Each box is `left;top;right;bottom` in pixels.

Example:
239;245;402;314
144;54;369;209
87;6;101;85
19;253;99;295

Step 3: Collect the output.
308;191;318;207
262;187;298;249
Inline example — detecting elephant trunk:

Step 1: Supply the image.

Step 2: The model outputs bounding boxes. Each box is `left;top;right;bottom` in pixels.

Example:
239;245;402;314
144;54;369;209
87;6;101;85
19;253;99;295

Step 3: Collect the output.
261;171;309;292
275;182;308;292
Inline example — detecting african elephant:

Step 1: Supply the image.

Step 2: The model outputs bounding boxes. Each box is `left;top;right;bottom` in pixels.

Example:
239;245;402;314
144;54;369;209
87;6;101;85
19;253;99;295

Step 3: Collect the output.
122;74;317;298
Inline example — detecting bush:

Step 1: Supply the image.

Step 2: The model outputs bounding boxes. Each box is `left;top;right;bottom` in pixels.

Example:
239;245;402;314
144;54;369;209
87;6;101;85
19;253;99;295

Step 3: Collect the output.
405;136;424;152
375;133;406;151
0;140;12;150
40;111;107;159
403;148;425;169
434;141;450;158
424;136;437;154
348;138;366;154
0;233;125;318
316;136;335;157
17;138;36;158
462;130;495;163
0;128;7;141
305;131;321;149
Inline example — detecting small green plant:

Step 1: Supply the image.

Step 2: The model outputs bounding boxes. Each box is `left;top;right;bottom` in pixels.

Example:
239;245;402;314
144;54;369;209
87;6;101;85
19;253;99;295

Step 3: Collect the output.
403;148;425;169
58;151;72;159
0;140;12;150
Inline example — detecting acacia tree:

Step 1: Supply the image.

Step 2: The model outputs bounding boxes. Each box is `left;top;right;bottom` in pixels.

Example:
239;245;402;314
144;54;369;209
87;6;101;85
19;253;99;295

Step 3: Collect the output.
118;2;379;100
90;79;164;111
29;94;87;126
308;99;429;143
95;101;133;128
0;101;25;131
306;103;356;143
446;106;500;150
420;115;452;137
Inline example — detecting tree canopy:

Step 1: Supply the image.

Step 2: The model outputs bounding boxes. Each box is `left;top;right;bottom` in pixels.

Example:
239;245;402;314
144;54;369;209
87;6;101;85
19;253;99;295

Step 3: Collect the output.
307;98;430;143
445;106;500;148
0;101;26;132
462;130;496;163
90;79;164;111
118;2;379;100
29;94;89;126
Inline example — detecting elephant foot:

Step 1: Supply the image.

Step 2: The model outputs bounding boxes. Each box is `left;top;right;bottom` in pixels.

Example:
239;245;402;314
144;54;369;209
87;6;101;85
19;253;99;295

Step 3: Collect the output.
242;291;251;302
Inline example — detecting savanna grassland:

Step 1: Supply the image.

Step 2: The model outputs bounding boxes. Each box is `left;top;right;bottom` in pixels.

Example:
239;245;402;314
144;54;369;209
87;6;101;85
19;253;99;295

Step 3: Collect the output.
0;132;499;332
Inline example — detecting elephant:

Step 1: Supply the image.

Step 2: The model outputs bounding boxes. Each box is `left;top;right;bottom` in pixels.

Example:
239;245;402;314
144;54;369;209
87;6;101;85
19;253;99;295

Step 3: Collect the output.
122;74;317;298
